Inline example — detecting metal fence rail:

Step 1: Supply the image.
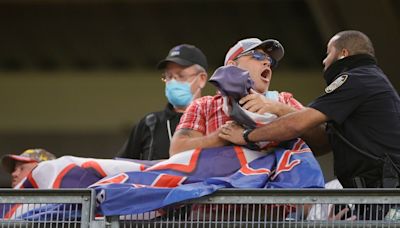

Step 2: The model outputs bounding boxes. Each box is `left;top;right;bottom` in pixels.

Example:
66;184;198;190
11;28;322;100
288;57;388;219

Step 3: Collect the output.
0;189;96;228
110;189;400;228
1;189;400;227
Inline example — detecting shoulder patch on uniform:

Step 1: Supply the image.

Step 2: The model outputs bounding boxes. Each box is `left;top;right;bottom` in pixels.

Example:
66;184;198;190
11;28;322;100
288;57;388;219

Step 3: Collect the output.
325;74;348;93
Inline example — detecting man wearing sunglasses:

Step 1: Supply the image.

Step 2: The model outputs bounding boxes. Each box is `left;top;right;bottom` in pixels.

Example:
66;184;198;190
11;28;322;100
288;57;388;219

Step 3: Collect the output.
170;38;326;155
118;44;208;160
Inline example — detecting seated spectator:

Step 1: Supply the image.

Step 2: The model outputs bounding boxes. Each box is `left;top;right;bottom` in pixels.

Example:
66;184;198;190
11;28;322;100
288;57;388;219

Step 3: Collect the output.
118;44;208;160
1;148;56;188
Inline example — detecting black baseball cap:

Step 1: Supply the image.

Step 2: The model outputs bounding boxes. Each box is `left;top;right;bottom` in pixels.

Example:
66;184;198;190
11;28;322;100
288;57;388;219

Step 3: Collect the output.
157;44;208;70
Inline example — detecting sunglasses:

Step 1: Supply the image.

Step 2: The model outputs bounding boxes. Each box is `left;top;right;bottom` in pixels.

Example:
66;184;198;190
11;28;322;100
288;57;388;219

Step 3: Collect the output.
235;50;276;67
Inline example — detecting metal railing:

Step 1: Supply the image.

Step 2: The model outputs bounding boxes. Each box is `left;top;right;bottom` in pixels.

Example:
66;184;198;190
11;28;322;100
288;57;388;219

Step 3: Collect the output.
2;189;400;227
109;189;400;228
0;189;98;228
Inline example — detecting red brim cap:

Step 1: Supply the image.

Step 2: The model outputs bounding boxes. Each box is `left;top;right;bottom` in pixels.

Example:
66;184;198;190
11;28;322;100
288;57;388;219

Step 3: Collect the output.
1;154;37;173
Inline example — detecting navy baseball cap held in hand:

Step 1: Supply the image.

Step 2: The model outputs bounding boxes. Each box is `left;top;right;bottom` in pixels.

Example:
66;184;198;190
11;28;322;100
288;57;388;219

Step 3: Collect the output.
209;65;254;101
224;38;284;68
157;44;208;70
209;65;257;129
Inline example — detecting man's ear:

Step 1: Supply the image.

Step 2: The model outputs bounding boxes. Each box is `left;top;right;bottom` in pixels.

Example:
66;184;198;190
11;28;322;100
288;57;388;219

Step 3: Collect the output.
226;60;237;66
341;48;350;58
199;72;207;88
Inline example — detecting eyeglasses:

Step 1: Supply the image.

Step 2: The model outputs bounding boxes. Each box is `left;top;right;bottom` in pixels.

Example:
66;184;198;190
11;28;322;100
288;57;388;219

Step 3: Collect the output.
161;71;201;82
234;50;276;67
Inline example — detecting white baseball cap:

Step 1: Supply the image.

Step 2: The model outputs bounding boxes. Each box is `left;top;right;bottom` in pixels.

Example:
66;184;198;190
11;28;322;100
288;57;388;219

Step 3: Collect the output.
224;38;284;67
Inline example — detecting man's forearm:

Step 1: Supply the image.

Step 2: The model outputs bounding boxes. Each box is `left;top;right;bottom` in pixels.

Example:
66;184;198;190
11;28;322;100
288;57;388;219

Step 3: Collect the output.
249;115;303;142
169;129;227;156
248;108;328;143
301;124;332;156
275;103;298;117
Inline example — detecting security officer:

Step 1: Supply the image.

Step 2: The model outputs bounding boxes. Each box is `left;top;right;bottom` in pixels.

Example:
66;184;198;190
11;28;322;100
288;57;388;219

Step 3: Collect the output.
219;30;400;188
118;44;208;160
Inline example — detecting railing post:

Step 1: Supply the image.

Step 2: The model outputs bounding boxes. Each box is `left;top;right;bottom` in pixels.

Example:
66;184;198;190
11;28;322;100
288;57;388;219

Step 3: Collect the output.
105;216;120;228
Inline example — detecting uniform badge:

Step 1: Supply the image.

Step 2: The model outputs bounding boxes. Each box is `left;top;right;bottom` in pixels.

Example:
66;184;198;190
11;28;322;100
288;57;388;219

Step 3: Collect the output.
325;74;348;93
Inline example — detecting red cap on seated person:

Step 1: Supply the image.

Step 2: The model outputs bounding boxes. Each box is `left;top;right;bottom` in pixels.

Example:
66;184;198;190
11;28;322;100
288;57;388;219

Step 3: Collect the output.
1;148;56;173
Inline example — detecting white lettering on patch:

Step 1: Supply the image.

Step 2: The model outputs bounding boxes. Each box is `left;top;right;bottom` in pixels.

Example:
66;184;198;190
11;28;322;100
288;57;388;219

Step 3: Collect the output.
325;74;348;93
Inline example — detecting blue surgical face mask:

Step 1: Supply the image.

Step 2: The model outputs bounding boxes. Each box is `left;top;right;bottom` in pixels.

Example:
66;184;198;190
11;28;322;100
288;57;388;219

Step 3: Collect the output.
165;79;194;108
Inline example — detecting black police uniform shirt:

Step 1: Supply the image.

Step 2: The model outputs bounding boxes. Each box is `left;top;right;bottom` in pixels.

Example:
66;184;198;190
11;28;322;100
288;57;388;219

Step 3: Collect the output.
309;54;400;187
117;103;183;160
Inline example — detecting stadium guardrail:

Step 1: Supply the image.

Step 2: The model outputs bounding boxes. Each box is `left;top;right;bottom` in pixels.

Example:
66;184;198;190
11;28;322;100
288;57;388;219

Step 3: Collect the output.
2;188;400;227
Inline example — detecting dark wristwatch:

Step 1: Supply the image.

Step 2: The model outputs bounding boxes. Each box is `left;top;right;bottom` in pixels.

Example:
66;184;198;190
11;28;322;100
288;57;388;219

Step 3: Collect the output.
242;128;259;150
242;128;254;144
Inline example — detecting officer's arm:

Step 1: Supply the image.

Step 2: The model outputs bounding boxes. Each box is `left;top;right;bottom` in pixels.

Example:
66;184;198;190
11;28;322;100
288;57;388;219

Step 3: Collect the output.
301;121;332;156
169;128;229;156
248;107;329;145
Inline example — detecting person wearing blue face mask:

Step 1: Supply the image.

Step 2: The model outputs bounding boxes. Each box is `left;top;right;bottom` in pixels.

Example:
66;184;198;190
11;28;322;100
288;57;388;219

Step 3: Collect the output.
164;66;204;110
117;44;208;160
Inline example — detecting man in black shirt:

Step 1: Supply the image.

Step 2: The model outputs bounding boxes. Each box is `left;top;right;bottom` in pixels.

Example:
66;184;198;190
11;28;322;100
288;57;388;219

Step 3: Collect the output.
219;30;400;188
118;44;208;160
